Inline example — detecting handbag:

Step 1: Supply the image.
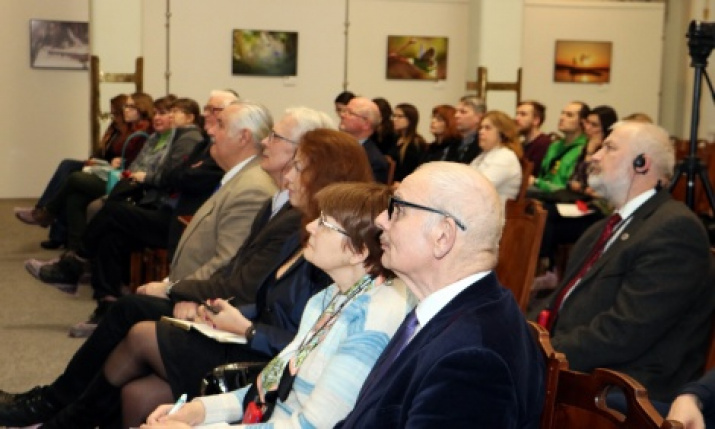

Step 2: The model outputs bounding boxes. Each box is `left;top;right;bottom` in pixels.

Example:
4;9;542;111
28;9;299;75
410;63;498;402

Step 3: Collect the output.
106;130;150;194
199;361;267;396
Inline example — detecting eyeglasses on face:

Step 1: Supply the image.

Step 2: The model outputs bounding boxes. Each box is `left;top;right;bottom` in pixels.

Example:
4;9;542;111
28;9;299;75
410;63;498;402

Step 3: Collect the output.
318;211;349;236
387;196;467;231
270;130;297;145
343;108;369;121
123;104;137;110
203;105;224;115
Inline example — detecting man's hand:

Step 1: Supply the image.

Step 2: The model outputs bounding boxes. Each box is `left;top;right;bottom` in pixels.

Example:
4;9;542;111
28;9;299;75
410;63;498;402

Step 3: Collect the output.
136;281;170;298
667;393;705;429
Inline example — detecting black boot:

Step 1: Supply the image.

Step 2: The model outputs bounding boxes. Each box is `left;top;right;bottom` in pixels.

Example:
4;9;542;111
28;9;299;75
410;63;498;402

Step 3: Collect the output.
40;373;119;429
0;385;64;426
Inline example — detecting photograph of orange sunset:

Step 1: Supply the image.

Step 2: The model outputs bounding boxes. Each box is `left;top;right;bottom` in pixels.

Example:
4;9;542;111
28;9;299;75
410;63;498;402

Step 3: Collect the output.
554;40;612;84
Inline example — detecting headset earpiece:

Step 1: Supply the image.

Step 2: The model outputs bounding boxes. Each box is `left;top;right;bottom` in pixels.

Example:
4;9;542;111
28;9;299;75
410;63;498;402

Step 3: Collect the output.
632;153;648;174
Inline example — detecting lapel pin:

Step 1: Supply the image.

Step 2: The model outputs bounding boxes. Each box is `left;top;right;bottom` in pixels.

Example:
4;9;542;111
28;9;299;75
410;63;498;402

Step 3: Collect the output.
620;233;629;241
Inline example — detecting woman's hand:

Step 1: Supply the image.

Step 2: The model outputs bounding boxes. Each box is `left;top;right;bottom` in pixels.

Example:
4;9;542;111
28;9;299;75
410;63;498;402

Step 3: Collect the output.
142;400;206;428
667;394;705;429
136;282;170;298
110;157;123;169
568;181;582;192
198;298;252;335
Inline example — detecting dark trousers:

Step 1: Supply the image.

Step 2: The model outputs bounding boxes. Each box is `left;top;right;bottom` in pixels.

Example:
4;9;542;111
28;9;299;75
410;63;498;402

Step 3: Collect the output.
539;202;604;268
85;201;172;301
45;171;106;251
51;295;174;403
38;159;84;245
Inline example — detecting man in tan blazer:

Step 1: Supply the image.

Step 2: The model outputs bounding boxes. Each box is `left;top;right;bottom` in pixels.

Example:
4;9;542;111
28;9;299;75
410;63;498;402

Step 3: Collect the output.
168;100;277;282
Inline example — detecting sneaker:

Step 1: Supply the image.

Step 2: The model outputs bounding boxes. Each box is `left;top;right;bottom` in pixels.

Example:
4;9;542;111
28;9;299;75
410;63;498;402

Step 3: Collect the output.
14;207;53;228
14;207;38;226
68;300;113;338
26;258;79;295
0;386;62;427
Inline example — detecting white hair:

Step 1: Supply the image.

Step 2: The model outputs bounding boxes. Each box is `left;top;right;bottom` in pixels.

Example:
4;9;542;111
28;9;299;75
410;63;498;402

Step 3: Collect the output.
284;107;335;142
225;100;273;149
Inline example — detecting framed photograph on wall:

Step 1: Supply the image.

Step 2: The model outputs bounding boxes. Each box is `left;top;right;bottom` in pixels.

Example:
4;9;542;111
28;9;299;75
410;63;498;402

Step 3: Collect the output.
30;19;89;70
232;29;298;76
386;35;448;80
553;40;612;84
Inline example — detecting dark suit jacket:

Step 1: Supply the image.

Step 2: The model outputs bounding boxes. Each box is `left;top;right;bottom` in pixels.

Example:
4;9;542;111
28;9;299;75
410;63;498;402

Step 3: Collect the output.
238;232;331;357
170;200;301;306
337;272;545;428
551;190;714;401
363;137;389;184
445;133;482;164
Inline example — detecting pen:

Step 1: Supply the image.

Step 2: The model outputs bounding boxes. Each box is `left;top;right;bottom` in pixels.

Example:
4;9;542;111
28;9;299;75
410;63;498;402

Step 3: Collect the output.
168;393;187;415
202;296;236;314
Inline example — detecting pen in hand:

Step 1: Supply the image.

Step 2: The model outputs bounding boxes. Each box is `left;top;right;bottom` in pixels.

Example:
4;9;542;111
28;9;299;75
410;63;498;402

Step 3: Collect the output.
202;296;236;314
168;393;187;415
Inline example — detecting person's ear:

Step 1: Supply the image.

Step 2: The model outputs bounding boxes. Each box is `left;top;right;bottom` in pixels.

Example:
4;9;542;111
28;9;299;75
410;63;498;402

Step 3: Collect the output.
348;244;369;266
432;218;457;259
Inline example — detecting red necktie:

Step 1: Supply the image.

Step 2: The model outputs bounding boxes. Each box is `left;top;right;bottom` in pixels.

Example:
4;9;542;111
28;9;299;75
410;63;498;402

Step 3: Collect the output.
538;213;622;331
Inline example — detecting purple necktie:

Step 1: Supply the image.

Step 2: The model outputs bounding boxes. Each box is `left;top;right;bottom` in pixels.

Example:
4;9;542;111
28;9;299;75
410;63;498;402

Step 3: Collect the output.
381;310;419;369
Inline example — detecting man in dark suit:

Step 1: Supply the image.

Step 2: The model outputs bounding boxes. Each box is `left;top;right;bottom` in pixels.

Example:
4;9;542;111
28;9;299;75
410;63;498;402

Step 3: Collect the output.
336;162;545;428
445;95;484;164
0;107;335;427
540;121;713;402
339;96;389;183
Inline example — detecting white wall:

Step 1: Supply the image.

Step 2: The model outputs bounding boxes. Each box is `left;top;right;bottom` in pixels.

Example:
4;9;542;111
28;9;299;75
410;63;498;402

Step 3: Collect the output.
522;0;665;134
0;0;89;198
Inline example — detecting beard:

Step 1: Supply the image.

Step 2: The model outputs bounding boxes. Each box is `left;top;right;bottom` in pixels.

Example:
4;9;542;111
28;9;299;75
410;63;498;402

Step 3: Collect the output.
588;163;631;206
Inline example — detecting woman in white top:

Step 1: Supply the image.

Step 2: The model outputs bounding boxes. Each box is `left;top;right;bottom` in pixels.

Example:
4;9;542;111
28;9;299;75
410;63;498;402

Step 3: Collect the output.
469;110;523;202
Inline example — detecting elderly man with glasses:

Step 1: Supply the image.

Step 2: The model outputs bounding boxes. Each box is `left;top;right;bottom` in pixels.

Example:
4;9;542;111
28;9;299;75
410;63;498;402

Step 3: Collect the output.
339;96;389;184
336;161;545;428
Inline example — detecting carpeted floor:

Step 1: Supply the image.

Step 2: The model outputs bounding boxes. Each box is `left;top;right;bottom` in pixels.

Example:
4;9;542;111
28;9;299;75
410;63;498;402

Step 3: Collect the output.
0;199;95;394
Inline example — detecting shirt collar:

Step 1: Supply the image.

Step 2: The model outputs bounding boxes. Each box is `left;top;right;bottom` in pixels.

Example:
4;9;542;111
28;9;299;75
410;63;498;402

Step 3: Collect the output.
220;155;256;187
414;271;490;328
617;188;656;220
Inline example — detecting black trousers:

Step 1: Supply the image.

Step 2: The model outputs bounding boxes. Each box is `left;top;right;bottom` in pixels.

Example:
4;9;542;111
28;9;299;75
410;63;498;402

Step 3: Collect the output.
539;201;604;268
51;295;174;403
84;201;172;301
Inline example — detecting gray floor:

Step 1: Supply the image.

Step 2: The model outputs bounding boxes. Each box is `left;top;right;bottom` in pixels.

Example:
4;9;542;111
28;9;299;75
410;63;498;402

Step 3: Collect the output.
0;199;95;394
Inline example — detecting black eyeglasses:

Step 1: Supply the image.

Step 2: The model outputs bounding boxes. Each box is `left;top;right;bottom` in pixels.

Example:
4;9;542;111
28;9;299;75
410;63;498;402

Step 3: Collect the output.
270;130;297;145
203;105;224;115
388;196;466;231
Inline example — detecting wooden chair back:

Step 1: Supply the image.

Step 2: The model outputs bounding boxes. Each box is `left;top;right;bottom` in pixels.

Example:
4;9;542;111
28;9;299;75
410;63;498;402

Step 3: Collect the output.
129;248;170;292
496;199;547;311
385;155;396;186
517;158;535;201
543;368;682;429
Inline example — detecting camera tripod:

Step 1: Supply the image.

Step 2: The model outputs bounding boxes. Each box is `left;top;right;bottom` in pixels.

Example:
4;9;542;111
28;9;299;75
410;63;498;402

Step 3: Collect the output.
669;21;715;215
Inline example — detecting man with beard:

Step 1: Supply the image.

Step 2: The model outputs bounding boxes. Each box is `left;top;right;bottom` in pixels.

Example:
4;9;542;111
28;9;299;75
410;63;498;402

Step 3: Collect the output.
538;121;713;402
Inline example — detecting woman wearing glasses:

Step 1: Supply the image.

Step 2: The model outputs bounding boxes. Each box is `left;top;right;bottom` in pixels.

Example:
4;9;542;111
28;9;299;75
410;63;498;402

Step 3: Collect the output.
142;181;411;428
28;129;387;429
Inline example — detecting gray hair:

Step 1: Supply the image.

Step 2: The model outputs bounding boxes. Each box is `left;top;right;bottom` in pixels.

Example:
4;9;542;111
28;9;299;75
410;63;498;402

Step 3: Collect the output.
210;90;239;107
226;100;273;149
284;107;335;142
352;97;381;129
612;121;675;181
460;95;487;114
417;162;503;267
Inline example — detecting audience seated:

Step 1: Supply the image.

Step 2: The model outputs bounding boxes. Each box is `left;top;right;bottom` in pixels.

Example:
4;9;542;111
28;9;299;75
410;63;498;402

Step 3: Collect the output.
0;127;376;428
371;97;397;155
14;94;130;250
336;161;545;427
388;102;426;183
137;183;410;428
536;121;714;402
16;92;153;260
421;104;461;163
469;110;523;202
516;100;552;176
536;105;618;279
528;101;589;194
446;95;485;164
338;96;389;183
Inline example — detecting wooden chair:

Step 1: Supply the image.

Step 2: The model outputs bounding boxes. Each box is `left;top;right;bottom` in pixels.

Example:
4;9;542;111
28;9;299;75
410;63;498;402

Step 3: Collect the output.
517;158;534;201
529;323;683;429
495;198;547;311
384;155;396;186
129;248;170;292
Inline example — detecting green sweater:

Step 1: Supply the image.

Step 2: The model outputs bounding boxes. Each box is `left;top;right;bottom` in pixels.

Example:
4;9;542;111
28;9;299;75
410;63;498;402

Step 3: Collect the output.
534;134;587;191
